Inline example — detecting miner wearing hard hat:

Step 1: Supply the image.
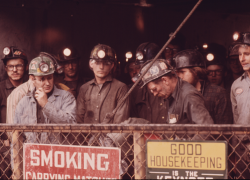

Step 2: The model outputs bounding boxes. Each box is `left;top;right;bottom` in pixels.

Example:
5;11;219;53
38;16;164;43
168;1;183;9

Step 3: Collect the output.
0;46;28;178
77;44;129;124
139;59;213;125
55;47;85;98
173;49;232;124
13;53;76;144
230;32;250;179
130;42;169;123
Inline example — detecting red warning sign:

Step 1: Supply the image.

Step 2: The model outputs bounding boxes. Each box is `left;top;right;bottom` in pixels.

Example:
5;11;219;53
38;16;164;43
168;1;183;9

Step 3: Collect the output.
23;143;120;179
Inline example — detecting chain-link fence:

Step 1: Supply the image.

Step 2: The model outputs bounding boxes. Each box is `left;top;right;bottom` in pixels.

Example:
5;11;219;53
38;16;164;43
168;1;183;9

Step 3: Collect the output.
0;124;250;179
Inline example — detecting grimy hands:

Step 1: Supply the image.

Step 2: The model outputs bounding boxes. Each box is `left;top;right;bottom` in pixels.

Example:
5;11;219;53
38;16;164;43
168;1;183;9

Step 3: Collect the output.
35;88;48;108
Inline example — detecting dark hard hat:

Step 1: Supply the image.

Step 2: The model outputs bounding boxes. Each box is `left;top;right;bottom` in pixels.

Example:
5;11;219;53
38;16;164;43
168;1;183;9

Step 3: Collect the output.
135;42;162;65
90;44;116;63
230;32;250;56
205;53;226;67
2;46;28;64
173;49;205;69
139;59;172;88
200;43;226;67
58;47;80;62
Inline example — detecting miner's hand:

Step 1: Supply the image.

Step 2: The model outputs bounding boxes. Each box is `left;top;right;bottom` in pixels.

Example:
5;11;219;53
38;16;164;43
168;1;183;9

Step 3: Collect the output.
35;88;48;108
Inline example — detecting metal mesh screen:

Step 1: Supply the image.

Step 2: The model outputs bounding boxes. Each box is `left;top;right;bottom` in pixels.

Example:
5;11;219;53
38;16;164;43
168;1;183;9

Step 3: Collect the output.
0;124;250;179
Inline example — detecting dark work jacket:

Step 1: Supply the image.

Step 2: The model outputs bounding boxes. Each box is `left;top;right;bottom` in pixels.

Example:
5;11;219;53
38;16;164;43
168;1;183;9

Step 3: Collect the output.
130;85;168;124
168;78;214;124
77;75;129;124
0;79;15;124
202;82;233;124
55;75;85;99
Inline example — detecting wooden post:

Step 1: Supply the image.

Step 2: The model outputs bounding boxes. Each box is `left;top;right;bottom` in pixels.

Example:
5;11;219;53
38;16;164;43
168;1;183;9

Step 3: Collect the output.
134;131;146;179
12;130;23;179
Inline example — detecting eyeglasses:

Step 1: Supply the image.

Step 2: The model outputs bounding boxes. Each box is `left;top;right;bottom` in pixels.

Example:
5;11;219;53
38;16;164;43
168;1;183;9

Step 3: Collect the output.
6;64;24;71
207;70;223;76
165;47;179;54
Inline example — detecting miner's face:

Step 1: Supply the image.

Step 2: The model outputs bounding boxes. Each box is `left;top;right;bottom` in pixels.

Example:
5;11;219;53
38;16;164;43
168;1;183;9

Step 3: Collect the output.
90;60;114;79
5;58;26;82
164;44;180;60
207;65;224;86
147;77;172;99
63;60;79;78
32;74;54;94
176;68;197;86
239;45;250;72
128;62;141;79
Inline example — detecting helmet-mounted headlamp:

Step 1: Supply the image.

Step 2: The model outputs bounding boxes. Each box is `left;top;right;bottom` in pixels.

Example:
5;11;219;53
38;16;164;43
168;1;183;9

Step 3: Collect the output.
3;47;10;55
63;48;71;56
39;61;49;72
136;52;143;60
206;53;214;61
97;50;105;58
233;32;240;41
125;52;133;59
203;43;208;49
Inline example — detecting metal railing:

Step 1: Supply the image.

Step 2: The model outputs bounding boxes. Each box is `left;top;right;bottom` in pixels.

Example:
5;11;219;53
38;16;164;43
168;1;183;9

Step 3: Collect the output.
0;124;250;179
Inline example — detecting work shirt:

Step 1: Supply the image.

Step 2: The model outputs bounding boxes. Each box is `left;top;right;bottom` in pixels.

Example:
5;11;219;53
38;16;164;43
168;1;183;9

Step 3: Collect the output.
202;82;233;124
6;79;35;124
77;75;129;124
0;78;16;124
130;86;168;123
167;78;214;124
14;86;77;143
231;72;250;124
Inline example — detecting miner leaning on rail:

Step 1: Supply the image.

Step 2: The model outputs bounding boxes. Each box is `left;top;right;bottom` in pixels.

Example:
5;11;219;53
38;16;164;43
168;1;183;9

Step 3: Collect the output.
13;53;77;144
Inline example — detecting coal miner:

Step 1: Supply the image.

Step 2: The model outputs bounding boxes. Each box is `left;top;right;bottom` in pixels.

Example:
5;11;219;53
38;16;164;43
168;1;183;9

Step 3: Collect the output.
173;49;232;124
139;59;213;125
130;42;169;123
230;32;250;179
55;47;85;98
77;44;129;124
13;53;76;144
0;46;28;178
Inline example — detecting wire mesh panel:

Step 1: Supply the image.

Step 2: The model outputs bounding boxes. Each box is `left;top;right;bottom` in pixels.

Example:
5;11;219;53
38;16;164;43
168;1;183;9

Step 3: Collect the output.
0;124;249;179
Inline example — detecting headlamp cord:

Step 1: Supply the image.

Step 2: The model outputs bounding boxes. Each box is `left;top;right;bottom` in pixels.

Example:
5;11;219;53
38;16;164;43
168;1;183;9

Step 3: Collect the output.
102;0;204;123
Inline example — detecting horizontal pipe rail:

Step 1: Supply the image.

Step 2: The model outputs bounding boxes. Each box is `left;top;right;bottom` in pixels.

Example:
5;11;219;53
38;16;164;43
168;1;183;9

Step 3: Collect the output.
0;124;250;131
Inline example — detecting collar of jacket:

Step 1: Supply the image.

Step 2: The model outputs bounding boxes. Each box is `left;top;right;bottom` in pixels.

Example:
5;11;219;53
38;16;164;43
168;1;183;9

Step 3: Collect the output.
240;72;248;81
168;77;181;101
27;85;60;103
89;75;113;85
5;78;15;90
134;86;148;105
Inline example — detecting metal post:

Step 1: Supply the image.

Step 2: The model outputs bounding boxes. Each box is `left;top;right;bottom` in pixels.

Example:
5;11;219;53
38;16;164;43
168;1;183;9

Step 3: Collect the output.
12;130;22;179
134;131;146;179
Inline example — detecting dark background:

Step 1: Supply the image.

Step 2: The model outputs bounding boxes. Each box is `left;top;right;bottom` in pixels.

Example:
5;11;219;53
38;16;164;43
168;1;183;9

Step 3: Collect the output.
0;0;250;80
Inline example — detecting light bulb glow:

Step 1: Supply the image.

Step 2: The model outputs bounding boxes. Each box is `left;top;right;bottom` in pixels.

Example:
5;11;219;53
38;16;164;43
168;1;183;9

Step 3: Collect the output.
97;50;106;58
206;53;214;61
233;32;240;41
125;51;133;59
136;52;143;60
3;47;10;55
63;48;71;56
203;44;208;49
40;63;49;72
